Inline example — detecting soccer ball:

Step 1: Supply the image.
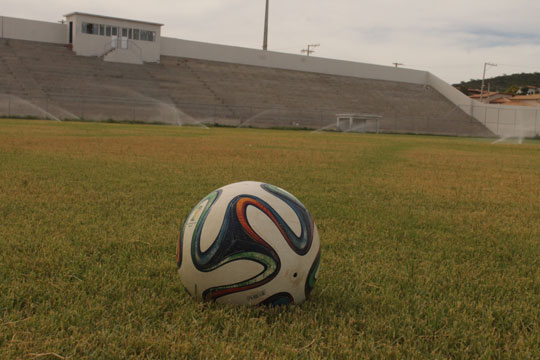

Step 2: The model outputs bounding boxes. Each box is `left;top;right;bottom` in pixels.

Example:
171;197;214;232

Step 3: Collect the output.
177;181;320;305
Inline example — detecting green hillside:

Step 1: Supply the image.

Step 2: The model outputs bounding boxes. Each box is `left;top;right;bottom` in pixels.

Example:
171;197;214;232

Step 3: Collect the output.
454;72;540;94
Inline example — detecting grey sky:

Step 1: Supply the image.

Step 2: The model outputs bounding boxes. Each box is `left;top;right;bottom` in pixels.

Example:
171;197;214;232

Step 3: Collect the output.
4;0;540;84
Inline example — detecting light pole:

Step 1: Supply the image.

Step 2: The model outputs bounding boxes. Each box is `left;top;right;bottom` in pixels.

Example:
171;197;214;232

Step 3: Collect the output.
262;0;269;51
480;62;497;103
301;44;320;56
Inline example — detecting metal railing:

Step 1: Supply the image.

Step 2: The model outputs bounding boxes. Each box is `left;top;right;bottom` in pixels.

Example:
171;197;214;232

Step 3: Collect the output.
0;93;340;128
101;39;143;63
0;93;538;137
101;41;115;57
128;40;143;62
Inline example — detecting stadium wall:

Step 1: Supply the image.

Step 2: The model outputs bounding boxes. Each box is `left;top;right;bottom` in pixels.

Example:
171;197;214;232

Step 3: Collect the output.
161;37;428;85
0;16;67;44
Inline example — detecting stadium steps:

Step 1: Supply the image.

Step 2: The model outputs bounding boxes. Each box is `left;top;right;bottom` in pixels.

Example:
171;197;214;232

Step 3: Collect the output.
175;59;236;116
0;42;47;98
0;38;493;135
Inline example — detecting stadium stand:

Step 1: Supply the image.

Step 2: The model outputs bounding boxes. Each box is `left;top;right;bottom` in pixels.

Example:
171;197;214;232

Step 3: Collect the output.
0;38;493;136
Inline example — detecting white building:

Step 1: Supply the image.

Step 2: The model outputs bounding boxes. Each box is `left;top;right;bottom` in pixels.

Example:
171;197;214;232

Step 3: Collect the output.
64;12;162;64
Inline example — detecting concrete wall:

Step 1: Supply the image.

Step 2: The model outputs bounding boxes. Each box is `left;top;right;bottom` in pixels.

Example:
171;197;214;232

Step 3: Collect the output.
0;16;67;44
426;73;473;111
426;73;540;137
66;13;160;62
469;103;539;138
161;37;428;85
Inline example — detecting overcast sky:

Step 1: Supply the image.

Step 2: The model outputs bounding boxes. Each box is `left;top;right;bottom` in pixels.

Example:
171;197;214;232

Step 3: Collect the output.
4;0;540;84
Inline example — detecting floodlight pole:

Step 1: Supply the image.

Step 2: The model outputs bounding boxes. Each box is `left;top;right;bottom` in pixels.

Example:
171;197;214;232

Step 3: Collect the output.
480;62;497;103
262;0;269;51
392;62;403;68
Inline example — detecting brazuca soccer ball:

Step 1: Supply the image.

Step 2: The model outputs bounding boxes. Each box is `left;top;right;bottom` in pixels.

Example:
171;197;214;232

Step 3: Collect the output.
177;181;320;305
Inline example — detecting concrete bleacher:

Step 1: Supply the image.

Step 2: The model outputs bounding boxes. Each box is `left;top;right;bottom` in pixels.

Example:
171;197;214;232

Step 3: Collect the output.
0;38;493;136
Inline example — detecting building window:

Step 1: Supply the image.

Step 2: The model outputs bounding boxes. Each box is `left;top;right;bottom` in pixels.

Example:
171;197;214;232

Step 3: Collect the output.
82;22;98;35
140;30;156;42
140;30;148;41
81;21;156;41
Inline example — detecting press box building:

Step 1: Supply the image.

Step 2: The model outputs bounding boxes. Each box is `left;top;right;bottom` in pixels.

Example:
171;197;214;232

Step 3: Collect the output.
64;12;162;64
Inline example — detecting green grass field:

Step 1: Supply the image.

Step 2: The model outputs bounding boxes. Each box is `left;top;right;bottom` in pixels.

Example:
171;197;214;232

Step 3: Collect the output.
1;119;540;359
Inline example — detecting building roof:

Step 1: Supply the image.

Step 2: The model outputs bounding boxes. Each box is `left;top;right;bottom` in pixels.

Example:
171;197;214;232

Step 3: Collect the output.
511;94;540;100
492;98;538;106
64;12;163;26
469;91;500;99
506;101;538;107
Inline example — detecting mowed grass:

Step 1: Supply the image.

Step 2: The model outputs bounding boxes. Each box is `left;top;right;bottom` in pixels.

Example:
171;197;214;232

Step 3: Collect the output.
1;119;540;359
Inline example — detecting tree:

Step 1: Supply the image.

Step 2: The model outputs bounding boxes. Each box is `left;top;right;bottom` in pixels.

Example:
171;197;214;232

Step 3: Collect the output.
456;82;469;95
505;85;520;95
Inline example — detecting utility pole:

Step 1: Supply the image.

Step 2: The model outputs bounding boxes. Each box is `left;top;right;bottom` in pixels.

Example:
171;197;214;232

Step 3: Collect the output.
480;62;497;103
262;0;269;51
301;44;320;56
392;62;404;68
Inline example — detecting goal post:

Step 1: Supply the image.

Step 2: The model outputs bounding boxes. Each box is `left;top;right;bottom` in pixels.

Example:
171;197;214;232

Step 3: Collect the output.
336;113;382;133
